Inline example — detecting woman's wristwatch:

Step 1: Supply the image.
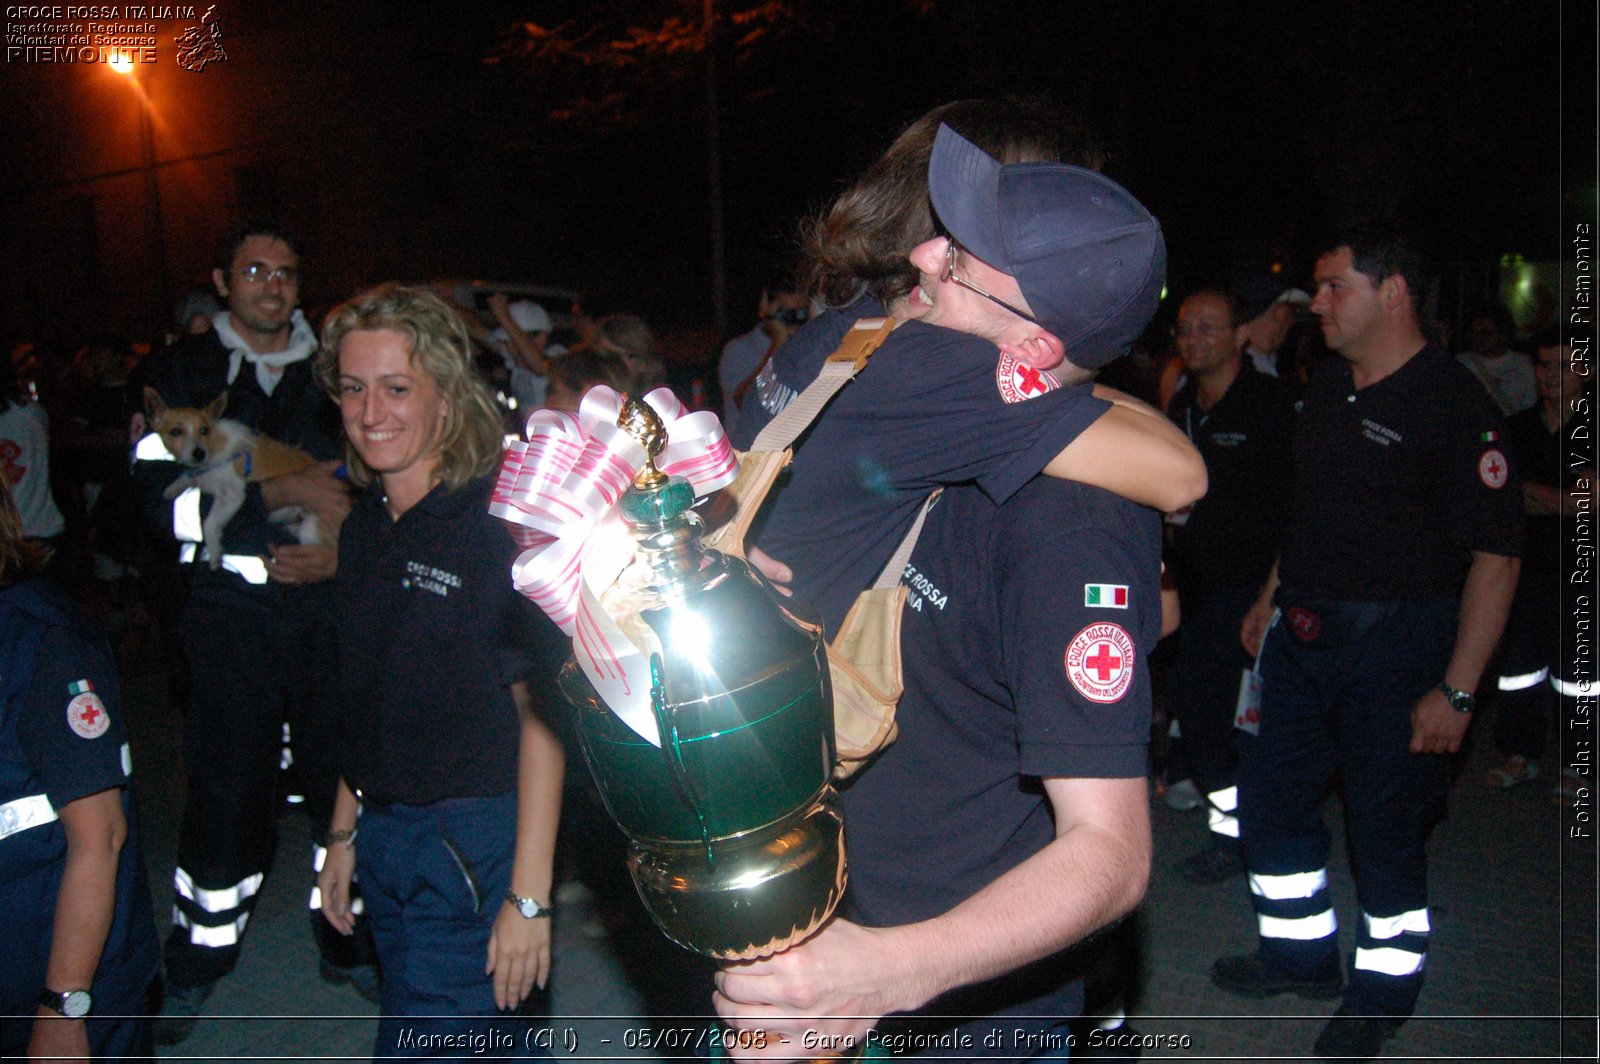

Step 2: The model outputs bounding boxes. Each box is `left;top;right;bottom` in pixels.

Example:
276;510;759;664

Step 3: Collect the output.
505;891;553;919
40;988;93;1018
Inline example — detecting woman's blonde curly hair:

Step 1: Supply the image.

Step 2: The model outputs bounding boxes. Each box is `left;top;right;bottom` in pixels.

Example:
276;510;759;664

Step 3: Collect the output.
317;283;504;491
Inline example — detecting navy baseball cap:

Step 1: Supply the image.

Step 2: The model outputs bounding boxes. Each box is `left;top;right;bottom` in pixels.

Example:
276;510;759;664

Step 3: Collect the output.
928;124;1166;369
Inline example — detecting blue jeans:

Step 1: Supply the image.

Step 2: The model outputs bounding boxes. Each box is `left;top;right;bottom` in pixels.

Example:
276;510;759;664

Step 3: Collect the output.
358;792;549;1060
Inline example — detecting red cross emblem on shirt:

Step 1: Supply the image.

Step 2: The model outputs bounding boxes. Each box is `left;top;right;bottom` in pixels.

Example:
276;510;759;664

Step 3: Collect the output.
1478;448;1508;489
996;355;1060;404
1065;622;1135;704
1085;643;1123;681
67;692;110;739
1016;364;1048;395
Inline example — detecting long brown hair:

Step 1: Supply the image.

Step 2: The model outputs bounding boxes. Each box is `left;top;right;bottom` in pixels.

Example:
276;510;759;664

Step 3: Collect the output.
804;97;1106;309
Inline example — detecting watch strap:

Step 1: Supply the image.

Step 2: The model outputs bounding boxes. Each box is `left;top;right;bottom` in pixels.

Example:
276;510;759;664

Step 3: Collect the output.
504;890;552;918
1437;683;1475;713
39;988;92;1018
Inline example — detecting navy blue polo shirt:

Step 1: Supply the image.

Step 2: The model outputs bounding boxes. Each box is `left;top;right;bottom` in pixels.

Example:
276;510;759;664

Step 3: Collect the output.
4;578;159;1024
733;301;1114;638
1279;344;1524;602
335;476;544;806
1166;363;1295;592
840;476;1159;1028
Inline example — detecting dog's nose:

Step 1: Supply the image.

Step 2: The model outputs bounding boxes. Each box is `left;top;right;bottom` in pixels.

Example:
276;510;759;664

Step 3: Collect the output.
190;448;205;464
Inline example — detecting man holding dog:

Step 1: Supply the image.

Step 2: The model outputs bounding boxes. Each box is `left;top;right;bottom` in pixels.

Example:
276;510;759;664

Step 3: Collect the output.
132;219;376;1042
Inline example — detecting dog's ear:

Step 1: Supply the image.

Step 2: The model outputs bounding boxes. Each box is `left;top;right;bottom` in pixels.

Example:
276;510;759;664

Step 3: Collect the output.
204;391;229;420
143;386;168;422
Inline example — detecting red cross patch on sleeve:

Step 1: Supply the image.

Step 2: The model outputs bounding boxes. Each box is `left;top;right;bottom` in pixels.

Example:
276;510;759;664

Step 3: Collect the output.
67;691;111;739
1064;622;1136;703
1478;448;1508;489
996;354;1060;404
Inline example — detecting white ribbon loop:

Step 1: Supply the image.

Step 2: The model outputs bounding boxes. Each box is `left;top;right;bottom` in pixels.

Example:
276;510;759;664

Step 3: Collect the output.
490;387;738;746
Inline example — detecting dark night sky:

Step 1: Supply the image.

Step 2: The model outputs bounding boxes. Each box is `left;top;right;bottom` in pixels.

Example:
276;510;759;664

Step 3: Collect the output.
0;0;1580;341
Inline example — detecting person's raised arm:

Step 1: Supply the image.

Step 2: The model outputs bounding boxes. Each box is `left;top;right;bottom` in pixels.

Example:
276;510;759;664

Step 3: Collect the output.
713;775;1150;1060
1043;386;1207;512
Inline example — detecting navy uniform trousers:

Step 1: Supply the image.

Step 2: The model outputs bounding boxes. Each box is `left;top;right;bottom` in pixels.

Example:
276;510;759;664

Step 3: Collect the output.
1237;598;1455;1017
166;569;374;986
1168;585;1259;843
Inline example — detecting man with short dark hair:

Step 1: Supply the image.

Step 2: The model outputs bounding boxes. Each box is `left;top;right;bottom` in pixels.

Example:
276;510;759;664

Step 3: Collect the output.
1211;228;1522;1061
133;220;375;1042
1164;287;1293;884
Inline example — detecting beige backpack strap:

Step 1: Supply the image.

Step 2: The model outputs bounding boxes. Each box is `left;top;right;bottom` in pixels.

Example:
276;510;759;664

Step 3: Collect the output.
749;317;897;453
871;489;942;589
701;448;790;561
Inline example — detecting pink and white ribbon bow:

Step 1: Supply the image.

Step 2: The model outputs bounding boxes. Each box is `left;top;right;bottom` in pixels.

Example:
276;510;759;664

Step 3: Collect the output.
490;386;737;745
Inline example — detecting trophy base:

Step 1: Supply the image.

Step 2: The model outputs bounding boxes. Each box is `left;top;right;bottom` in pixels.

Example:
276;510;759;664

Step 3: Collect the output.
627;795;846;960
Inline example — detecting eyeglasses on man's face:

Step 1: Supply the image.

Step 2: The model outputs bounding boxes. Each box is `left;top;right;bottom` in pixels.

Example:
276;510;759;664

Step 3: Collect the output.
235;263;299;286
940;241;1039;325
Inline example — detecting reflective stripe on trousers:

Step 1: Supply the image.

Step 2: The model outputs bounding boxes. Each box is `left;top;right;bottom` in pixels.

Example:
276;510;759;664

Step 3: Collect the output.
172;867;264;947
1207;784;1240;838
1250;868;1337;941
1497;667;1549;692
1354;908;1429;977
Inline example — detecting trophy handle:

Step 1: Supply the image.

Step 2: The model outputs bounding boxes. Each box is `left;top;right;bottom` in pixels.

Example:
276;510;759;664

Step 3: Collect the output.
648;653;717;865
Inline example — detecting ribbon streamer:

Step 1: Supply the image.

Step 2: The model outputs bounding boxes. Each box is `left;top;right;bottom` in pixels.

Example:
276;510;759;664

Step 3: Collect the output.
490;387;737;746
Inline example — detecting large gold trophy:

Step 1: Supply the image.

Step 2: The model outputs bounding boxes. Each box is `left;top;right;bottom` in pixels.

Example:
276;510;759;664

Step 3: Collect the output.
494;389;845;960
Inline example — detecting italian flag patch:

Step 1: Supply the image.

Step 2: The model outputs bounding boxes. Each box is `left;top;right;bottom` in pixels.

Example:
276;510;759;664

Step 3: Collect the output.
1084;584;1129;608
68;679;95;695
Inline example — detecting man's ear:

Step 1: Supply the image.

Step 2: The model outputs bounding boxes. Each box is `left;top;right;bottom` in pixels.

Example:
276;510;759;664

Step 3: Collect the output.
212;268;230;300
1382;274;1408;311
997;327;1065;371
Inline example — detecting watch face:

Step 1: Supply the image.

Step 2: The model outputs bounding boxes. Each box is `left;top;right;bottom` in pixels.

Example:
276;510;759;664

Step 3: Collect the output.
46;989;92;1018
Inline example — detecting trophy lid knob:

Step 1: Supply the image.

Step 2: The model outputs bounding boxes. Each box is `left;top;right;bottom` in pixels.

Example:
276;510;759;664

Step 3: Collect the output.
618;397;669;490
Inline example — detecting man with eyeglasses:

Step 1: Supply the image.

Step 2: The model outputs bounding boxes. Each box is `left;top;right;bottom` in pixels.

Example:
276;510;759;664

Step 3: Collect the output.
1162;289;1294;886
131;219;376;1042
716;124;1173;1060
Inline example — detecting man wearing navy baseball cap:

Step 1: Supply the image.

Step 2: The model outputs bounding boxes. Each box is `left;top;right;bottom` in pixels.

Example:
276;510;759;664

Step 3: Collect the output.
910;123;1166;377
716;123;1170;1060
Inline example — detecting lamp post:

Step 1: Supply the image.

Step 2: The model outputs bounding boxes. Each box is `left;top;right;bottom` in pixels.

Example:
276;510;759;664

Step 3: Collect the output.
111;54;172;315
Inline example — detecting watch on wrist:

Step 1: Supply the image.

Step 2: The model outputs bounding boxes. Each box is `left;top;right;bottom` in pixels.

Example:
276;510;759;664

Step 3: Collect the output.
504;890;553;919
39;988;93;1018
1437;683;1475;714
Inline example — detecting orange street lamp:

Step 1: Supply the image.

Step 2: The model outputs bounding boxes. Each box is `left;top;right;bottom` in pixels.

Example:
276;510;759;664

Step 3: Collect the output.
111;61;171;311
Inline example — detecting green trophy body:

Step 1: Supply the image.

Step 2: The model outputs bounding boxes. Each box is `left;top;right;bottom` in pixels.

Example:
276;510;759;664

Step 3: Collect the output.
560;445;845;960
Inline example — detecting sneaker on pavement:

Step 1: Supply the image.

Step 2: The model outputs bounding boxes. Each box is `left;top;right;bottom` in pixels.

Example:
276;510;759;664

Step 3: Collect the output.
155;979;215;1045
1210;952;1343;1000
319;958;382;1004
1313;1006;1402;1061
1179;842;1244;884
1485;754;1539;789
1162;778;1202;811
